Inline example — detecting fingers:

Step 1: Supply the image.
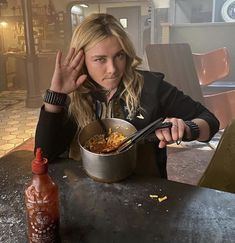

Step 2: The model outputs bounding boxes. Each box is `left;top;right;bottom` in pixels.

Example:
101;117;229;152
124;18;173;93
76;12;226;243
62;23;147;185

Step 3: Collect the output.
156;118;186;148
71;50;84;71
63;48;76;66
170;119;184;141
62;48;84;72
75;74;87;88
55;50;62;68
157;127;171;142
159;140;168;149
62;49;85;79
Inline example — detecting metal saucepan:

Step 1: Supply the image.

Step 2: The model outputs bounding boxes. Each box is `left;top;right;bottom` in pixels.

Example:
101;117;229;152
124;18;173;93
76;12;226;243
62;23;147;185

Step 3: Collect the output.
78;118;137;183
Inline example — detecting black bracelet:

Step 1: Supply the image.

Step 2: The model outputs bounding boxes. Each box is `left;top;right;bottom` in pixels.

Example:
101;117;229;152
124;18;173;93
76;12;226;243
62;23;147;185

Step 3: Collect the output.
43;89;67;106
183;121;200;141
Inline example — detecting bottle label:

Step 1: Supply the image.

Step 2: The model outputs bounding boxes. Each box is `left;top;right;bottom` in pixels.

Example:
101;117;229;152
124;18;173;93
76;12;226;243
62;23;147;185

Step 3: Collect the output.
28;208;59;242
25;186;60;243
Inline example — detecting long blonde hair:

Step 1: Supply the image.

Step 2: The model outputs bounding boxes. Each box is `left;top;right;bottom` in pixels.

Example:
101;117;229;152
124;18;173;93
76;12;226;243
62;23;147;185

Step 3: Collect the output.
69;13;144;128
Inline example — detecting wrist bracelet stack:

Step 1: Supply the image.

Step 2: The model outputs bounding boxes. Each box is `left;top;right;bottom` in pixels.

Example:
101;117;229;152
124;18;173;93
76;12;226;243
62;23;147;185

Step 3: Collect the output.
43;89;67;106
183;120;200;141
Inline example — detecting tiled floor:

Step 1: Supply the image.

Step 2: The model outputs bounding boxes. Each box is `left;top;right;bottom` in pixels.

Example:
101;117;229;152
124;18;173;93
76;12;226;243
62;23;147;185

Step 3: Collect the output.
0;89;222;186
0;90;40;157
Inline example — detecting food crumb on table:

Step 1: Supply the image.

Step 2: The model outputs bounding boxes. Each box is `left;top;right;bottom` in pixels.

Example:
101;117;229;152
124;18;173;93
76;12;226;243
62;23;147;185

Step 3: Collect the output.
149;194;168;203
158;196;167;202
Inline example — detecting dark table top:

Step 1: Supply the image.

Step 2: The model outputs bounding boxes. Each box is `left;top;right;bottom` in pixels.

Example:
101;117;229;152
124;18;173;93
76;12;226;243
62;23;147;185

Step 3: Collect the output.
0;150;235;243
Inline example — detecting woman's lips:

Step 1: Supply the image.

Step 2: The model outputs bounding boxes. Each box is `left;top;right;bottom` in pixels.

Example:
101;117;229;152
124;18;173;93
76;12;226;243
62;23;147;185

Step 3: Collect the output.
104;76;119;81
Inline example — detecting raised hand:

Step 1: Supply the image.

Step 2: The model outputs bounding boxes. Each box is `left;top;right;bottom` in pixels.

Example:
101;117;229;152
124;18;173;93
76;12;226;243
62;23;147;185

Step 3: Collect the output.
50;48;87;94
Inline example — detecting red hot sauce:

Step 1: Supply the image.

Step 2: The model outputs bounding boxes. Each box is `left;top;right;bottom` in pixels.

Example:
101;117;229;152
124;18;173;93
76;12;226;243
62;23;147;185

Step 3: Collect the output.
25;148;60;242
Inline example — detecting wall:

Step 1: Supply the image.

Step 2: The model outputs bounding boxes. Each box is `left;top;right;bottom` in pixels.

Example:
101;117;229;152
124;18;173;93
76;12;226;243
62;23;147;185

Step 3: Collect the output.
169;22;235;82
174;0;213;24
63;1;150;56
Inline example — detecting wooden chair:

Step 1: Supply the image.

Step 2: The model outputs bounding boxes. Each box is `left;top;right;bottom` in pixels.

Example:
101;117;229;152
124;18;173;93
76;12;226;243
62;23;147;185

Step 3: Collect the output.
198;119;235;193
192;47;230;87
145;43;205;105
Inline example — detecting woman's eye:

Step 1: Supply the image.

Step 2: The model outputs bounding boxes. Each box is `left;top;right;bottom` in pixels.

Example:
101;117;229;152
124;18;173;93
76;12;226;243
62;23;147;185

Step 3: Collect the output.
117;53;125;59
94;58;106;63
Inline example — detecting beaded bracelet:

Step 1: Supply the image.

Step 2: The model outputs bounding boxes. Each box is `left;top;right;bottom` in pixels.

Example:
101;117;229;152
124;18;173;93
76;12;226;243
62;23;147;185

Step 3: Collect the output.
183;120;200;141
43;89;67;106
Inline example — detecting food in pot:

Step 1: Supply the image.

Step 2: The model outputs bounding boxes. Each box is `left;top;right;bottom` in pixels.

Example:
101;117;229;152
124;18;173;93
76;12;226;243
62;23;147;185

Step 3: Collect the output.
85;130;126;153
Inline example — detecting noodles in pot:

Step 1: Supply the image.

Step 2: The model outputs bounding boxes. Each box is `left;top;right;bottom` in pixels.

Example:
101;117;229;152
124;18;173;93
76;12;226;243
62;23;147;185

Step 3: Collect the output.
85;130;126;153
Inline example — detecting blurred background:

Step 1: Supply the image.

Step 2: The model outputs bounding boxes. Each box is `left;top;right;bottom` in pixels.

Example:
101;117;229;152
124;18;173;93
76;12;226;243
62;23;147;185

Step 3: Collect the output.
0;0;234;97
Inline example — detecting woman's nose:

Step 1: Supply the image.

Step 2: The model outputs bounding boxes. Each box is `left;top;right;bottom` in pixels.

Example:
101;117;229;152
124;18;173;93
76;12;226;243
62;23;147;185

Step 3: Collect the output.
106;60;116;74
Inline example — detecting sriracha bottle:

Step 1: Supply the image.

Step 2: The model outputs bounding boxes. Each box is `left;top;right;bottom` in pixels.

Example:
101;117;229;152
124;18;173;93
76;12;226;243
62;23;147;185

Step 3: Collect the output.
25;148;60;242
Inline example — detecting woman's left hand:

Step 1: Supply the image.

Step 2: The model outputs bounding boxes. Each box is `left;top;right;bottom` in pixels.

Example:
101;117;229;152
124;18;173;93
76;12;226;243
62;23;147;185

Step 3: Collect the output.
155;118;187;148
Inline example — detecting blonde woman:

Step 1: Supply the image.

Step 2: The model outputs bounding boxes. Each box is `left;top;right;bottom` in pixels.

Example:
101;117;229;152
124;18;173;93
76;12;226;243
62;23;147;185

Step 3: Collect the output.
35;13;219;178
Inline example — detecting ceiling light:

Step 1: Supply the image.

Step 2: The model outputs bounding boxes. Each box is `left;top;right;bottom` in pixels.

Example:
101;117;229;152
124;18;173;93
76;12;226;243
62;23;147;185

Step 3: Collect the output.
0;21;8;27
79;4;88;8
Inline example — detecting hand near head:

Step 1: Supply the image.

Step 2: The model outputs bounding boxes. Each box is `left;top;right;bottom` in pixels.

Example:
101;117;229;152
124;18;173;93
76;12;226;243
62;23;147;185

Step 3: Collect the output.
50;48;87;94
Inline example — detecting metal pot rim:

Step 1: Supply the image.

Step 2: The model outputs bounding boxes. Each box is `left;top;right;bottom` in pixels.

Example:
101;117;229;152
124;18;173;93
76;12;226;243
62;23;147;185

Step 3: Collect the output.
78;118;137;156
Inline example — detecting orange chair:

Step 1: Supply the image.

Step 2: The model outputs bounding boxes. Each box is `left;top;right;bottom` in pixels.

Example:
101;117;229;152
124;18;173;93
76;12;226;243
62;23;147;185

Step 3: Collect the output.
204;91;235;129
192;47;235;129
192;47;230;87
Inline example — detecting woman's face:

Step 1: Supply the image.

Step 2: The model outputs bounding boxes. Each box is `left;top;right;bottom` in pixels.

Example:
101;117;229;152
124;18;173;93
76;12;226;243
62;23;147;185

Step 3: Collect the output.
85;35;127;91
